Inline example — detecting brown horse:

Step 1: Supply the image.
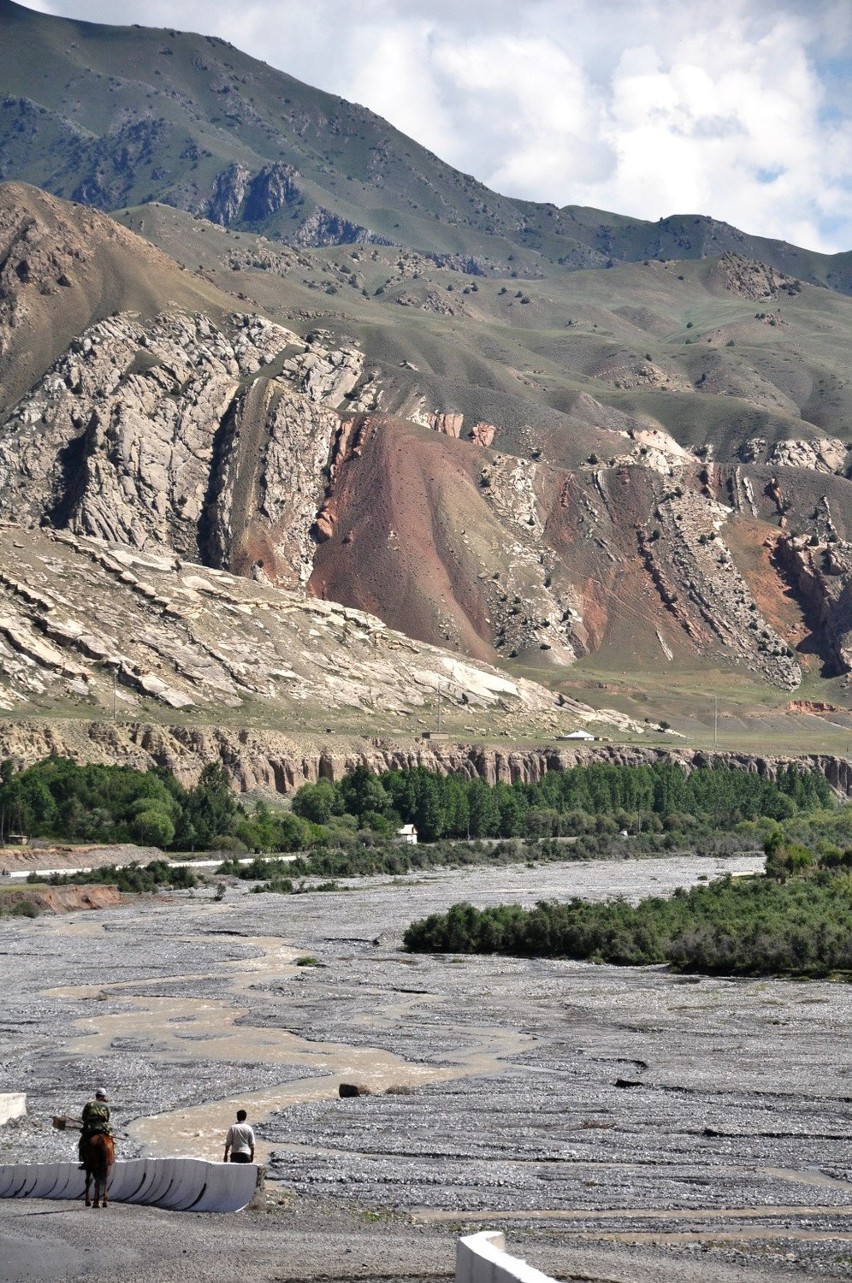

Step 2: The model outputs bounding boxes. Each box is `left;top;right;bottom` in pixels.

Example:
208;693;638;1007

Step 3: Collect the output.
81;1134;114;1208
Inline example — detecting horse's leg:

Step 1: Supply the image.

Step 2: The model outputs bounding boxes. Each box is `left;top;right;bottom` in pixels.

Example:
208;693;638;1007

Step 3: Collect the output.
102;1141;114;1208
84;1171;92;1208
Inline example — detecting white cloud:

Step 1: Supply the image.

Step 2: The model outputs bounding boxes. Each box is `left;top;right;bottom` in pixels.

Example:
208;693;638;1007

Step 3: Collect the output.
17;0;852;250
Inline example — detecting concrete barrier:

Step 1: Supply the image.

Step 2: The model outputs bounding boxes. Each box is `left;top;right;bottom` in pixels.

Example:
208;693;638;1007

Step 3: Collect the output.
455;1231;559;1283
0;1158;260;1213
0;1094;26;1125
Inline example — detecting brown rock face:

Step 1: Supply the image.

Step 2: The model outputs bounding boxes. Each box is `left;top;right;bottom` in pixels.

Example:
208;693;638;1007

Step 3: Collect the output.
206;163;252;227
0;718;848;800
469;422;496;447
428;412;464;438
714;252;803;301
774;536;852;674
0;885;122;914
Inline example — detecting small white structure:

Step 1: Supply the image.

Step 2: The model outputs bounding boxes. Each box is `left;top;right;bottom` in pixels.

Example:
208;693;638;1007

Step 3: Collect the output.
558;729;595;741
0;1095;26;1125
456;1231;558;1283
397;823;418;845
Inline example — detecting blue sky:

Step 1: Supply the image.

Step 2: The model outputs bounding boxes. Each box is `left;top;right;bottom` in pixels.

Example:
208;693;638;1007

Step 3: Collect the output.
25;0;852;253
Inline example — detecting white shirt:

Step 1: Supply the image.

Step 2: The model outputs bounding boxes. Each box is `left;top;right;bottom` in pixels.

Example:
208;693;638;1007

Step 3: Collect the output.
225;1121;254;1155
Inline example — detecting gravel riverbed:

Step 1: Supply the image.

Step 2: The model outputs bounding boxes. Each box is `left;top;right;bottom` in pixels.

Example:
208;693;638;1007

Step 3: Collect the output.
1;852;851;1283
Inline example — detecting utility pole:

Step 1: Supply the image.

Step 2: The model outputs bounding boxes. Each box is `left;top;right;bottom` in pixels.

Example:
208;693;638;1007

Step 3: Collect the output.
436;682;442;735
713;694;718;750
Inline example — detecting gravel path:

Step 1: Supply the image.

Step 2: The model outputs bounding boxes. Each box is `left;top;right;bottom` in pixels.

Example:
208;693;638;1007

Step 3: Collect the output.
1;852;851;1282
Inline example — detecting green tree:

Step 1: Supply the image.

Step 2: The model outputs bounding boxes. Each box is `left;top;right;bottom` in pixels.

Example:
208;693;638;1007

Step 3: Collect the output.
467;779;500;838
292;780;337;824
340;765;388;819
133;808;176;848
184;763;239;848
413;772;447;842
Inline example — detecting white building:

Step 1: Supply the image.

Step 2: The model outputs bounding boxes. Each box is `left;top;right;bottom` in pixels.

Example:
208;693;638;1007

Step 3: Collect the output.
397;824;418;845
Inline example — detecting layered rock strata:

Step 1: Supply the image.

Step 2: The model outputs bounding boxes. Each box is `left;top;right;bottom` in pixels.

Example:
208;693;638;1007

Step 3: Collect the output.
0;715;848;799
0;524;621;742
775;534;852;674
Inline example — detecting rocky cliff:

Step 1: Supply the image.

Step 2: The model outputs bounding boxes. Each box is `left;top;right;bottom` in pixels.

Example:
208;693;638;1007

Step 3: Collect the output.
1;182;852;730
0;716;848;799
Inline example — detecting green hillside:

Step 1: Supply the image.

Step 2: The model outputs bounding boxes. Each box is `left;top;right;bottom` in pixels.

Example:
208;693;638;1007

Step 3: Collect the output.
1;0;851;291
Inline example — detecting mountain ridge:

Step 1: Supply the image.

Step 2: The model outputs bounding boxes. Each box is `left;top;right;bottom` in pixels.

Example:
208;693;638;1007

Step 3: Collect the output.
0;7;851;741
1;0;851;290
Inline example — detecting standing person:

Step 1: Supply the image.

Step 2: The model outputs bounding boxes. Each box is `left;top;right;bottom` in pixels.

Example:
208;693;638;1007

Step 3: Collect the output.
223;1109;255;1164
78;1087;112;1167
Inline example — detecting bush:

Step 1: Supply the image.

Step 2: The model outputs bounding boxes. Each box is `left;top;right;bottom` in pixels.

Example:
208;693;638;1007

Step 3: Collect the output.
133;808;176;849
209;835;248;855
40;861;197;894
403;837;852;979
10;899;40;918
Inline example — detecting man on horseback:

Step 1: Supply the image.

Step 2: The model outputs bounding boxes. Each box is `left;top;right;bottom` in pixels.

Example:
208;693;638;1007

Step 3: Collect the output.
78;1088;112;1168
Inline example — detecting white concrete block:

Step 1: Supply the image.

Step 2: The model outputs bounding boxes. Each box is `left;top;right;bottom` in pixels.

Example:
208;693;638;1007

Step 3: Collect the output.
193;1160;258;1212
0;1094;26;1125
456;1231;559;1283
137;1159;174;1206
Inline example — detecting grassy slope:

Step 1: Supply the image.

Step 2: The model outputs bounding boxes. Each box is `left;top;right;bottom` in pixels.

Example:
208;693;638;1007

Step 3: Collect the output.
114;203;852;471
2;0;852;291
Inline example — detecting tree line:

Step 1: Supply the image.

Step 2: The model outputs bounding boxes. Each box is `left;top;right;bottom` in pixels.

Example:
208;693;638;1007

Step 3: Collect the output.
0;754;835;855
293;761;831;842
0;757;240;851
403;840;852;979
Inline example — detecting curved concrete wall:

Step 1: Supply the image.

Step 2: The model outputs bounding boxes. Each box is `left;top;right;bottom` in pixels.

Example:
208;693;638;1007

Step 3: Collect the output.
0;1158;259;1213
456;1231;558;1283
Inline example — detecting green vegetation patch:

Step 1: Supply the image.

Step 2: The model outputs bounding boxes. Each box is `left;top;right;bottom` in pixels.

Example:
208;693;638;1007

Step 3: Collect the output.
0;756;245;852
294;761;832;842
0;897;42;919
35;861;197;894
403;844;852;979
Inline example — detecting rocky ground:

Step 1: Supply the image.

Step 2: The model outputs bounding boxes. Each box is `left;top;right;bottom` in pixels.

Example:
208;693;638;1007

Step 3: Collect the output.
1;853;851;1282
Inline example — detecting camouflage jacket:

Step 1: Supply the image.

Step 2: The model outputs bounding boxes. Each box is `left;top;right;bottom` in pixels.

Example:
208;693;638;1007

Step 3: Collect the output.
81;1101;112;1135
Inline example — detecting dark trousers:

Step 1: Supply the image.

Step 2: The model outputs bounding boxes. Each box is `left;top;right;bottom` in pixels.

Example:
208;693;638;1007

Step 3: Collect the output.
229;1153;252;1163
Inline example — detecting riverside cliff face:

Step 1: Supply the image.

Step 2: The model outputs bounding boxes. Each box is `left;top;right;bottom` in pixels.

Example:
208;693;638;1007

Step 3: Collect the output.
0;718;849;798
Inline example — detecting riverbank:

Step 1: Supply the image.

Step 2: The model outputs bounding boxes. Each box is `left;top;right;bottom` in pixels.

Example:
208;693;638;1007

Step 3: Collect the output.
1;854;850;1282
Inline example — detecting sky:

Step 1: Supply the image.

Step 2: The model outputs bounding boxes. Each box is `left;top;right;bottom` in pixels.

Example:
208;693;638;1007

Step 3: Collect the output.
23;0;852;254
